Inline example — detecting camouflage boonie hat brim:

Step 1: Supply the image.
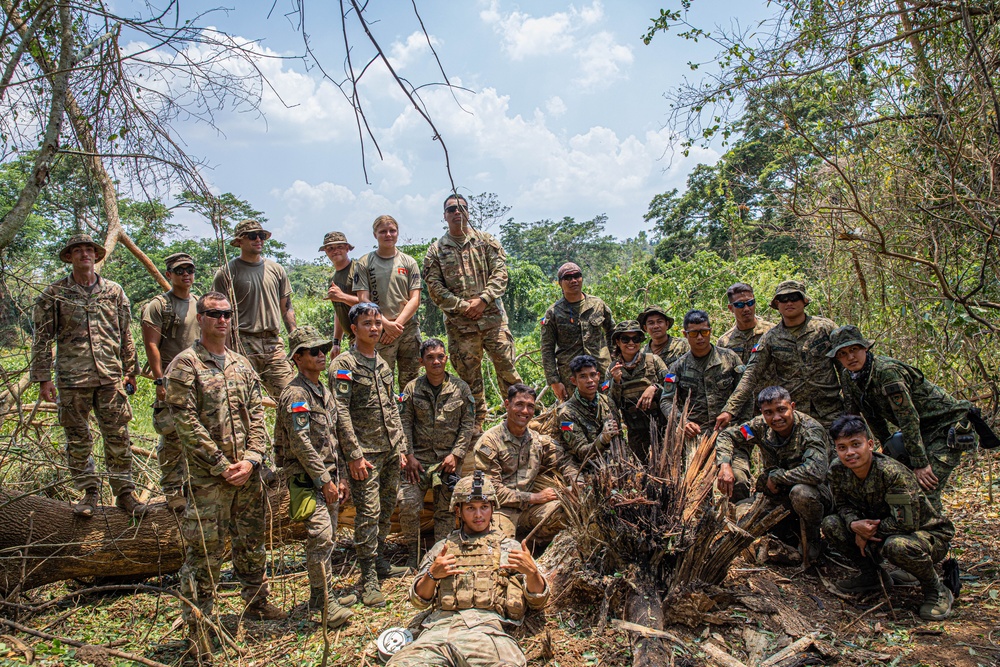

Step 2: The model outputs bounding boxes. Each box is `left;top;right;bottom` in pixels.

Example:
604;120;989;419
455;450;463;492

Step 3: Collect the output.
319;231;355;252
611;319;645;344
449;470;499;511
287;325;333;360
58;234;107;263
637;306;674;331
231;219;272;246
164;252;195;271
770;280;811;309
826;324;874;358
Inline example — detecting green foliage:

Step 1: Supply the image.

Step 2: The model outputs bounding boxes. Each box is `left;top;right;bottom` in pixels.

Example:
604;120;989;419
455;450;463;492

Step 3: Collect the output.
500;214;621;279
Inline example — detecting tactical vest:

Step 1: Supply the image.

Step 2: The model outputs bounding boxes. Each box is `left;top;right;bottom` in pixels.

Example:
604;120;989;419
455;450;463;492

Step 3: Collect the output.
620;356;657;402
435;531;525;621
151;292;179;342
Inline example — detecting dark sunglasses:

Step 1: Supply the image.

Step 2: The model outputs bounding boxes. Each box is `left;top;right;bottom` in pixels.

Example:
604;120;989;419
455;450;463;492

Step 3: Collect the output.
199;309;233;320
305;346;329;357
730;298;755;309
243;232;268;241
684;329;712;338
445;204;468;214
560;272;583;281
619;334;644;344
169;266;195;276
775;293;803;303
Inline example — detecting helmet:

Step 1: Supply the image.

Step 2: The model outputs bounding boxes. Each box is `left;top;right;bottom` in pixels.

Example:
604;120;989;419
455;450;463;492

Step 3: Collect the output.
449;470;499;511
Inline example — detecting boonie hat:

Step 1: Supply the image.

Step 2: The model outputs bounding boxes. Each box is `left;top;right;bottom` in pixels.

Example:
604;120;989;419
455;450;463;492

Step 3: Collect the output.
287;325;333;360
611;320;644;344
637;306;674;331
770;280;811;309
59;234;107;263
231;219;272;247
826;325;874;358
319;231;355;252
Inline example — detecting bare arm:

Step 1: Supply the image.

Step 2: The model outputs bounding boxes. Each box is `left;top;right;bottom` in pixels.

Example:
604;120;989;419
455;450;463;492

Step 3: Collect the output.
281;293;296;332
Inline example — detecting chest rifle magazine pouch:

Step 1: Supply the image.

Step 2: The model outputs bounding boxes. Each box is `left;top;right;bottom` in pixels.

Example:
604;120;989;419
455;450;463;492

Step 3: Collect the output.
885;492;915;530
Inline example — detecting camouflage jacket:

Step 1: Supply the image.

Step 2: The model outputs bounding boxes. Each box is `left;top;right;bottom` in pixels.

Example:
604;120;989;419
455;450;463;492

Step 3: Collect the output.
717;410;830;488
609;353;668;415
554;390;621;465
642;336;689;369
423;229;509;332
830;453;955;542
400;373;476;463
659;345;745;429
30;275;138;387
841;355;970;469
717;318;776;365
275;373;345;488
540;295;614;386
723;315;843;424
329;348;405;461
474;423;579;509
165;341;266;480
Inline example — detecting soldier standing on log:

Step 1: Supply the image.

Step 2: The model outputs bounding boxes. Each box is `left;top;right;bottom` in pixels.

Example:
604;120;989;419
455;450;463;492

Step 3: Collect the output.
320;231;360;355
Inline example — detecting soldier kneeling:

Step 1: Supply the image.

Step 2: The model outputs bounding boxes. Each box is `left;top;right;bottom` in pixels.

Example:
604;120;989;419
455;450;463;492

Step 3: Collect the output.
823;415;955;620
388;471;549;667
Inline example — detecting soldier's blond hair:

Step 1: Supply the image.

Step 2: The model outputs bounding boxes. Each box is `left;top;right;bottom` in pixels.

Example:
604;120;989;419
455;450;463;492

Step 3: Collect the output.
372;215;398;233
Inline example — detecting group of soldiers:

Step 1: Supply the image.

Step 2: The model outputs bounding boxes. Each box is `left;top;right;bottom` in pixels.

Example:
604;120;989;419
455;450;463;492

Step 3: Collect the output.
29;192;993;665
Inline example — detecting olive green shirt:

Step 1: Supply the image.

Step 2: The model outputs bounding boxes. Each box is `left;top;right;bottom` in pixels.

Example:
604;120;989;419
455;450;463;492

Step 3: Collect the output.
540;294;614;386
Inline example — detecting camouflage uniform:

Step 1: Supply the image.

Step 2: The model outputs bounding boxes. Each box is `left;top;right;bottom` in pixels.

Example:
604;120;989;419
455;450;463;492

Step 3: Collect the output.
716;410;833;528
659;345;745;431
330;348;405;560
717;318;776;365
608;353;669;462
642;337;689;368
165;341;270;619
540;295;614;388
423;229;521;426
474;423;578;540
398;372;476;547
31;267;139;496
554;389;621;469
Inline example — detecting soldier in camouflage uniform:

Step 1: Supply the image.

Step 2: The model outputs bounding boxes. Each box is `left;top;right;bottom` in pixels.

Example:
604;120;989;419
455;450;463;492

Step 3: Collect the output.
607;320;669;462
330;302;408;607
554;355;621;470
716;282;775;365
141;252;200;512
716;386;833;559
717;280;843;430
474;384;579;541
320;231;360;355
398;338;476;568
829;325;977;512
387;471;549;667
540;262;614;402
30;234;146;517
423;194;521;428
638;305;688;368
165;292;285;660
823;415;955;620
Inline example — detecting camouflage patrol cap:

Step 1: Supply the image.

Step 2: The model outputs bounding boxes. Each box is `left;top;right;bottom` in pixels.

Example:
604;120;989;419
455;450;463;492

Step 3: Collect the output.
449;470;499;511
318;231;354;252
769;280;811;309
59;234;107;263
164;252;195;271
637;306;674;331
287;325;333;360
230;219;272;246
826;324;874;358
611;320;645;344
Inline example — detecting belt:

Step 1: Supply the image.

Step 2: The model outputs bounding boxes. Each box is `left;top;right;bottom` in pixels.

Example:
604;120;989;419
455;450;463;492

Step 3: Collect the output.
240;330;279;338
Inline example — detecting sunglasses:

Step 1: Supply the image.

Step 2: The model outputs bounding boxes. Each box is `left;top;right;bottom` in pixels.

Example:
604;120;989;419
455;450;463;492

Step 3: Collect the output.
199;309;233;320
305;346;328;357
243;232;268;241
684;329;712;338
560;273;583;281
619;334;644;344
445;205;468;214
775;293;803;303
169;266;195;276
730;298;755;309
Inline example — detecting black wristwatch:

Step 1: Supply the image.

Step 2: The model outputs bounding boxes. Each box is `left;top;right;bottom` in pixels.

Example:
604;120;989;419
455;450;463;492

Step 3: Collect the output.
153;378;164;386
332;338;341;346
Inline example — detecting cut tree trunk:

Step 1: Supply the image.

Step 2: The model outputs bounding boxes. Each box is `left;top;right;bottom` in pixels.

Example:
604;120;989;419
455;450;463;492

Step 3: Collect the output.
625;574;674;667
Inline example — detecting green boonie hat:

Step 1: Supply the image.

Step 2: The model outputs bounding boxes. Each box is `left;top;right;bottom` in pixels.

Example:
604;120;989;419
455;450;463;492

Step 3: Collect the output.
231;219;272;247
319;231;355;252
637;306;674;331
164;252;195;271
770;279;811;309
611;320;645;344
449;470;499;511
59;234;107;263
826;324;874;358
287;325;333;360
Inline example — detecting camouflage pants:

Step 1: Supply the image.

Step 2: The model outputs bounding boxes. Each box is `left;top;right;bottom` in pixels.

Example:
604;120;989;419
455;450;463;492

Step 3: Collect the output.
497;500;564;542
239;333;295;399
762;483;832;529
621;407;663;464
387;615;526;667
57;384;133;495
924;434;965;513
348;451;400;559
397;462;455;551
445;321;521;427
304;496;339;590
822;514;948;583
377;320;422;393
179;474;268;620
729;452;754;502
152;399;187;496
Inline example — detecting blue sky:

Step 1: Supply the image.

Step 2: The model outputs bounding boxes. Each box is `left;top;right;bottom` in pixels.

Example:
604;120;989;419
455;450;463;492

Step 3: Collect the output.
148;1;777;259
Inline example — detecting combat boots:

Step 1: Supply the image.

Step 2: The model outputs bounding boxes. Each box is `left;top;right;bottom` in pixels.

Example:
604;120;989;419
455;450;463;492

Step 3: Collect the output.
358;558;385;607
116;491;149;518
308;586;357;609
404;542;420;571
835;566;893;595
887;568;920;586
375;539;408;580
73;488;99;517
307;587;355;628
919;577;954;621
244;599;287;621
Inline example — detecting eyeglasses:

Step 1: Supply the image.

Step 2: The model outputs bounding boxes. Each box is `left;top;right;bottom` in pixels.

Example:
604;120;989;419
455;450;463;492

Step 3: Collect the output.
560;273;583;281
243;232;268;241
730;298;755;309
619;334;645;344
169;266;195;276
775;293;803;304
199;309;233;320
684;329;712;338
445;205;468;214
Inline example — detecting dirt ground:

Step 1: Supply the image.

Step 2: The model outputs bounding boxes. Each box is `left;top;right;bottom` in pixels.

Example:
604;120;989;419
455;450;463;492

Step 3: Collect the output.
0;451;997;667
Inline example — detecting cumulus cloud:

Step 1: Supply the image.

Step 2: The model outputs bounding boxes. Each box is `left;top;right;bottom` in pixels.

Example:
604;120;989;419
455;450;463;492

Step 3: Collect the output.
575;31;634;89
545;96;567;117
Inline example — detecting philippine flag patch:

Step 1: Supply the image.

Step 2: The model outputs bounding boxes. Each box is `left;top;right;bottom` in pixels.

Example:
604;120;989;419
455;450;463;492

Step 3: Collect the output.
751;343;761;354
291;401;309;413
663;373;677;384
600;379;611;391
740;424;755;440
335;369;353;381
541;316;548;326
560;421;574;432
396;393;405;403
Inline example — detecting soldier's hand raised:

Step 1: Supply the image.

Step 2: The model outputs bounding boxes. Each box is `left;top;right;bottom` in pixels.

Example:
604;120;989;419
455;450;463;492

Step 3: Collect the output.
428;543;459;580
503;540;539;577
609;363;623;383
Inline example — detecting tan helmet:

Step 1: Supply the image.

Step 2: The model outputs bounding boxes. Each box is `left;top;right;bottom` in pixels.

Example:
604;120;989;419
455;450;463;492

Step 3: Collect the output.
449;470;499;511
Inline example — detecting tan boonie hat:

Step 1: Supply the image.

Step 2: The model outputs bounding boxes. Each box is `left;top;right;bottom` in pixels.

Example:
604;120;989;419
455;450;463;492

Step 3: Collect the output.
231;219;272;247
287;325;333;360
59;234;107;263
611;319;645;344
637;305;674;331
557;262;583;280
826;325;874;358
770;280;810;309
318;231;355;252
449;470;499;511
164;252;195;272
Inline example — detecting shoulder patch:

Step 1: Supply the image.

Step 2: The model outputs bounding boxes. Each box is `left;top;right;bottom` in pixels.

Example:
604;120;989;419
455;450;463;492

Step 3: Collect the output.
336;380;351;396
293;412;310;431
335;369;353;382
740;423;755;440
478;444;493;458
663;373;677;385
560;421;574;432
290;401;310;413
600;379;611;392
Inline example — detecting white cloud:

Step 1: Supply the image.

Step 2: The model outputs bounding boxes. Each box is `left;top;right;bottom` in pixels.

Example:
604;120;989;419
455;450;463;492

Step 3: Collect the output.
575;31;634;89
389;31;438;69
545;96;567;117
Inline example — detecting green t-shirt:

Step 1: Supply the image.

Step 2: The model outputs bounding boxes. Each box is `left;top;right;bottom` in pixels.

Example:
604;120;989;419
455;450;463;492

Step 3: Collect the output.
353;250;421;320
213;258;292;334
329;259;357;336
141;291;200;367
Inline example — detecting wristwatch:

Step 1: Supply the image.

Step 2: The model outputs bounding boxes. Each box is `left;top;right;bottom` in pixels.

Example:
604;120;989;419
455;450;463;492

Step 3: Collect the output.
332;338;341;346
153;378;164;386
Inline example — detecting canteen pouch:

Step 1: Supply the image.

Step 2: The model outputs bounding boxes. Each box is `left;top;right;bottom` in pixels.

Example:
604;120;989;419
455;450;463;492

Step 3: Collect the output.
152;405;175;436
885;492;915;530
288;473;317;522
946;420;977;452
